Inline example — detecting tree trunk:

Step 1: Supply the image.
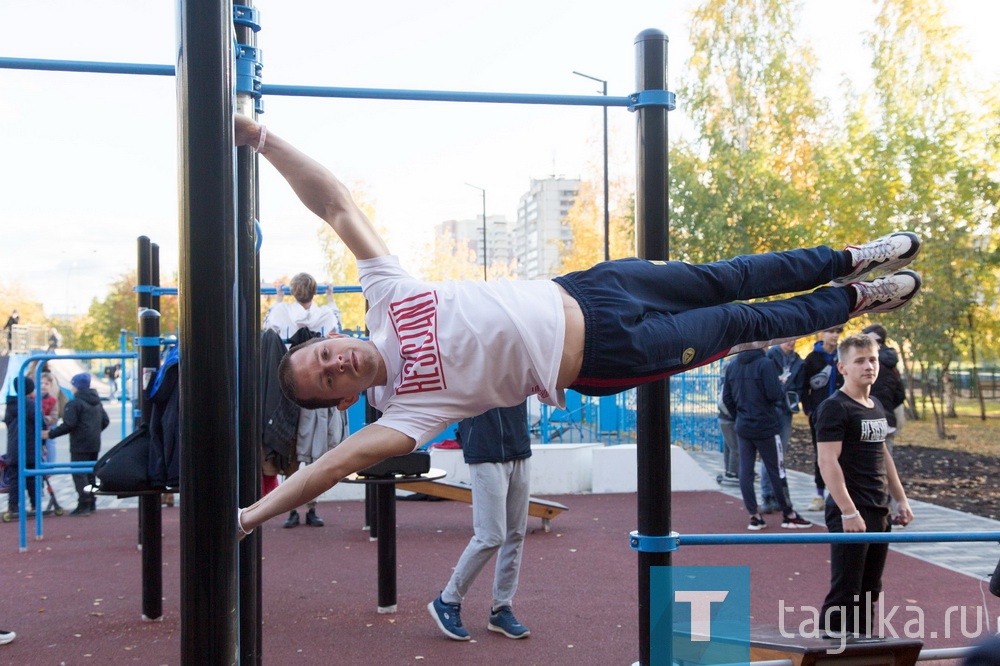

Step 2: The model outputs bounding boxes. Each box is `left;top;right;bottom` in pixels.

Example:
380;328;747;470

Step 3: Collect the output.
943;366;957;418
921;362;947;439
901;346;919;421
969;312;987;421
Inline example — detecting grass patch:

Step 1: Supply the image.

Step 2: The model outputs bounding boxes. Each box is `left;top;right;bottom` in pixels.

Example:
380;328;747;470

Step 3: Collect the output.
899;397;1000;456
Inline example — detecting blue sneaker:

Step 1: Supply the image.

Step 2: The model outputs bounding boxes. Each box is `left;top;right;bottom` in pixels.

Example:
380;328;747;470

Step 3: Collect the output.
428;594;470;641
488;606;530;639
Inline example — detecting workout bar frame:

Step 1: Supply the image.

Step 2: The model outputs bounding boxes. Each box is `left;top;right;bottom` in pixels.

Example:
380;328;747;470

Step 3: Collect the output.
177;1;240;662
633;28;671;666
0;56;655;109
235;1;263;662
5;20;678;664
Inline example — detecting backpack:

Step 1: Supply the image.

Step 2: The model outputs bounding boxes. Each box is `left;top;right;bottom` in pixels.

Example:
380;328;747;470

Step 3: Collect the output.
93;424;155;493
147;346;180;488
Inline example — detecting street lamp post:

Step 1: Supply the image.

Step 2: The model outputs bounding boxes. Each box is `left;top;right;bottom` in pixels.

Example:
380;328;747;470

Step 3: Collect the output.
465;182;488;280
572;70;610;262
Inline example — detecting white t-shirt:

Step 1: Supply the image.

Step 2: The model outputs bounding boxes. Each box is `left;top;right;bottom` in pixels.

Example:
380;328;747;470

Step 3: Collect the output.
359;255;565;448
264;300;342;338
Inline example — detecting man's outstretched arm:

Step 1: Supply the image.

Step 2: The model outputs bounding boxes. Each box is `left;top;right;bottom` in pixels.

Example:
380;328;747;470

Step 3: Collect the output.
238;423;415;535
234;115;390;261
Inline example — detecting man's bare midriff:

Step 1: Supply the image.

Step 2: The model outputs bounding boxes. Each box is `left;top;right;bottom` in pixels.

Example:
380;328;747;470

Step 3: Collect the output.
556;285;585;390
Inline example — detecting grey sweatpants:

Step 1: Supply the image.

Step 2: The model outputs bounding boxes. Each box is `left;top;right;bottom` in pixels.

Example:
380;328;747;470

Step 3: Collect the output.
441;458;530;610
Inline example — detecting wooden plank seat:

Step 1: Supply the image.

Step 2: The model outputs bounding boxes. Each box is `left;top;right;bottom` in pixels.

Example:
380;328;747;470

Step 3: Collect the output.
395;478;568;532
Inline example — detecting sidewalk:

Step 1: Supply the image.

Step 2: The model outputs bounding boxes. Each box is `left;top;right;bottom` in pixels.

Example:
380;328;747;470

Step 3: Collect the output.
688;448;1000;583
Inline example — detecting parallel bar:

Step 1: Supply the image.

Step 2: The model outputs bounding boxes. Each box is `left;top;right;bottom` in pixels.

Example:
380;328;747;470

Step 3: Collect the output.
917;647;974;661
136;284;362;295
375;484;398;612
235;1;263;661
633;28;671;666
0;56;173;76
138;309;163;622
0;57;632;107
680;531;1000;546
177;0;240;662
261;84;633;107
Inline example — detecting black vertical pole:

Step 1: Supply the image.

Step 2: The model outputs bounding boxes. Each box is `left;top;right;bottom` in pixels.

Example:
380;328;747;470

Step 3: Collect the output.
365;399;379;536
634;29;670;666
177;1;240;663
136;237;163;621
139;308;163;621
375;483;398;612
235;3;263;663
151;243;161;315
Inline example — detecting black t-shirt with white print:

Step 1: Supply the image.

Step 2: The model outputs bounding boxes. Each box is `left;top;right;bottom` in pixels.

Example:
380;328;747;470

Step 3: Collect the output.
814;391;889;509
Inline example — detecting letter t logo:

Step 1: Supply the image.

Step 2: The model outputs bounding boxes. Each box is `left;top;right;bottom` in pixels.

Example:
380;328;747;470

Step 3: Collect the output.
675;590;729;641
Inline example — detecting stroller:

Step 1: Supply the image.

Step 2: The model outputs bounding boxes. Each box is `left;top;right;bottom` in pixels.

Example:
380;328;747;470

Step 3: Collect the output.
0;453;64;521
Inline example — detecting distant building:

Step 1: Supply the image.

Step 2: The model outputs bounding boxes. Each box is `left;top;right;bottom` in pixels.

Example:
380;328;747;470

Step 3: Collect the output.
435;214;511;274
513;177;580;280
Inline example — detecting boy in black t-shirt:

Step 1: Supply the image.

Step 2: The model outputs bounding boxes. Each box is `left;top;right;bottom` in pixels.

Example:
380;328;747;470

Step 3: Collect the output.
815;334;913;636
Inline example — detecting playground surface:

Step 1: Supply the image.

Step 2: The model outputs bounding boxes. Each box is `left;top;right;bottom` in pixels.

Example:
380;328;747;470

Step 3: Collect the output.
3;482;1000;665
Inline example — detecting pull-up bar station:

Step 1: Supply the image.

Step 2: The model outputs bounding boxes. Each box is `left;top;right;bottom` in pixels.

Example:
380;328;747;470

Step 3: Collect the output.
2;4;673;664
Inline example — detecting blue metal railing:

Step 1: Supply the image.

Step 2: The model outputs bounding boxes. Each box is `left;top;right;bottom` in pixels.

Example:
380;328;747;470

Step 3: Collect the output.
12;351;138;550
532;362;724;450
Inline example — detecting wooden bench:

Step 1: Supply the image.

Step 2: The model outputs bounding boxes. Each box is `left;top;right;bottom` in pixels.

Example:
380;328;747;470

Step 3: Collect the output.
749;625;922;665
395;479;568;532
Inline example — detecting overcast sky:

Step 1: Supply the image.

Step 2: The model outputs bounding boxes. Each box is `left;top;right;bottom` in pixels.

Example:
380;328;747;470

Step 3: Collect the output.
1;0;997;317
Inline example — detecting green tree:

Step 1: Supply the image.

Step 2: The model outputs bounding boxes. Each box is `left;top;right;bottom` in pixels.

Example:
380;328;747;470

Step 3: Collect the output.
822;0;1000;429
671;0;826;264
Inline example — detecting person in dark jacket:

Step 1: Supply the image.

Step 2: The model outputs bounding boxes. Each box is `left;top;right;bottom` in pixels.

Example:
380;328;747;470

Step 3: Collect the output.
44;373;109;515
723;349;811;531
802;326;843;511
428;401;532;641
4;377;40;515
762;339;805;512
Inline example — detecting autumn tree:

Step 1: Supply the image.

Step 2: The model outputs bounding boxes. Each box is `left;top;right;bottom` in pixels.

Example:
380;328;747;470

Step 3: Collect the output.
820;0;1000;428
558;177;636;273
317;185;384;333
420;232;483;282
74;272;179;352
670;0;826;264
0;280;47;329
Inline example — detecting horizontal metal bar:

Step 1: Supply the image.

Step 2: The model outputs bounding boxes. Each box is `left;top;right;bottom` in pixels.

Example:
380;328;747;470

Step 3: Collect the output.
0;56;173;76
261;83;634;107
679;531;1000;546
917;646;975;661
0;57;633;107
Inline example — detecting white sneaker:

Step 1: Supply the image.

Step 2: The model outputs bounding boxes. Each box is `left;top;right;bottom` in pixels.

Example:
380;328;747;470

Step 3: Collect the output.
835;232;921;284
807;497;825;512
849;270;921;316
0;630;15;645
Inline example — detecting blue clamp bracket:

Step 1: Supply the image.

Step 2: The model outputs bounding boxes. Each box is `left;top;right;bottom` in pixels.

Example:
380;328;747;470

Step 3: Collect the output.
628;90;677;112
629;530;680;553
255;219;262;254
134;336;166;348
236;43;264;113
233;5;261;32
134;285;178;297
